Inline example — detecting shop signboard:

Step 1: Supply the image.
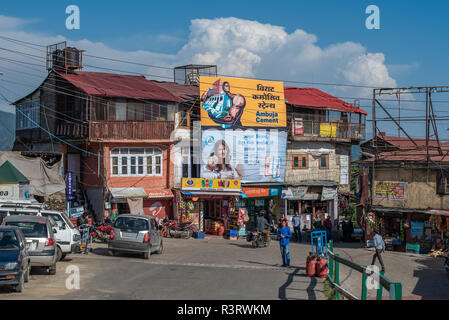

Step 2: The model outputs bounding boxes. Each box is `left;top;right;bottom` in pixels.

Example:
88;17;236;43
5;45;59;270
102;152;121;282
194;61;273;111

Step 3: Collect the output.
66;171;75;201
242;186;269;198
69;206;84;219
182;178;241;192
291;186;308;199
200;76;287;183
375;181;405;201
411;222;425;237
321;186;338;200
281;188;293;199
294;118;304;136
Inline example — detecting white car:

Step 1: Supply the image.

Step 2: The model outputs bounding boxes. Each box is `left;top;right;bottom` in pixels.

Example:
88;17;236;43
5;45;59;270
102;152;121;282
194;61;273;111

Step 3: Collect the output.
0;203;80;261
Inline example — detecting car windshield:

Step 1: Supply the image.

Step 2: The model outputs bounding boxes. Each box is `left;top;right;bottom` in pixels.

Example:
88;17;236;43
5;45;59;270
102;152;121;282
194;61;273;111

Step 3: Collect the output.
0;230;19;250
114;217;148;232
6;222;48;238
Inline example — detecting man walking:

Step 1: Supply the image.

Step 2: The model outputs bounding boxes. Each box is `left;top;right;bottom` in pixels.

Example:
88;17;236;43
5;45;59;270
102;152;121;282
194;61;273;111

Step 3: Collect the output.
292;212;302;242
277;220;292;267
371;229;386;272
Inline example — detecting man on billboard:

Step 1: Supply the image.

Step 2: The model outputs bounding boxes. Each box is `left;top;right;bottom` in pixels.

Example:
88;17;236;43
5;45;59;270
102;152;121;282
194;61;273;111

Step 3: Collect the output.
201;79;246;129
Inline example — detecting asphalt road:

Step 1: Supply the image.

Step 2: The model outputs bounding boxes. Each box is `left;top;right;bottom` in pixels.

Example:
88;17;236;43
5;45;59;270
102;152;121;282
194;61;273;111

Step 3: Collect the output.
0;237;325;300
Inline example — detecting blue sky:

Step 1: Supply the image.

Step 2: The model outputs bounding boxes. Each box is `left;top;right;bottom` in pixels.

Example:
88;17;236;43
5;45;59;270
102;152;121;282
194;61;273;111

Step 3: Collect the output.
1;0;448;86
1;0;449;142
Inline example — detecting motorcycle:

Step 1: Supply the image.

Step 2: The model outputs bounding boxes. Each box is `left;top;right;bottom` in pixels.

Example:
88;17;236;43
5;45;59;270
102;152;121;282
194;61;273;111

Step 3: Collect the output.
246;231;270;248
91;222;112;243
162;220;196;239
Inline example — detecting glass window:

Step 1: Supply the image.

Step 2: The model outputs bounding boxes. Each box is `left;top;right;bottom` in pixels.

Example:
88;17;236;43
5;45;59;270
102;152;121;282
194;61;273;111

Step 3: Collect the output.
127;103;136;121
116;100;127;121
145;104;154;121
7;222;47;238
292;155;308;169
114;217;149;232
135;103;144;121
319;154;329;169
0;230;19;250
111;148;163;177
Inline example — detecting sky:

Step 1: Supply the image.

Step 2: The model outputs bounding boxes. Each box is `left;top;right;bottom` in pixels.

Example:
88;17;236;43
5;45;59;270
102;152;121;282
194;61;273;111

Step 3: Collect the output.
1;0;449;142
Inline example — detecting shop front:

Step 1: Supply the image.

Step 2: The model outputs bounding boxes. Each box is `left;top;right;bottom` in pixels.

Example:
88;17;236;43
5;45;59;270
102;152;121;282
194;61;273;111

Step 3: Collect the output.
241;185;282;231
108;188;173;224
179;178;243;237
370;207;449;254
282;182;338;231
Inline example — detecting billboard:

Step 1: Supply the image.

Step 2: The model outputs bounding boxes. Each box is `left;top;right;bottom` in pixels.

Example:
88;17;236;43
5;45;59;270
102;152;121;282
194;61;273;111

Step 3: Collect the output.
375;181;405;201
182;178;241;192
200;76;287;183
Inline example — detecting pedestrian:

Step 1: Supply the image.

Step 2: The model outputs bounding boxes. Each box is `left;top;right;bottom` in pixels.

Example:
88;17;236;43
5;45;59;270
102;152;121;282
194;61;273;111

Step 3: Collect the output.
277;219;292;267
323;216;333;242
371;229;386;272
292;211;302;242
256;213;270;244
347;218;354;242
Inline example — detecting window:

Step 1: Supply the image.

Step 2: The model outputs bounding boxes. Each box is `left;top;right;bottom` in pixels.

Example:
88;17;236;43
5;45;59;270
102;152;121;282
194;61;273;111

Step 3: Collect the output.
178;108;190;128
319;154;329;169
16;100;40;130
292;154;308;169
111;147;163;177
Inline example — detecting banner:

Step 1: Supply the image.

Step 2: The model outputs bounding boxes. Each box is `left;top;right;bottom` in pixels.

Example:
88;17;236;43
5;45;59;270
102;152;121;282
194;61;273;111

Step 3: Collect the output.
200;76;287;183
321;186;338;200
375;181;405;200
294;118;304;136
182;178;241;192
200;76;286;129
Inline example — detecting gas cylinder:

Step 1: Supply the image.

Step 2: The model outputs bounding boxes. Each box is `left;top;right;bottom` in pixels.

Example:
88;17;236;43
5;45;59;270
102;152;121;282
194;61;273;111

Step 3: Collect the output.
306;253;317;277
316;256;328;278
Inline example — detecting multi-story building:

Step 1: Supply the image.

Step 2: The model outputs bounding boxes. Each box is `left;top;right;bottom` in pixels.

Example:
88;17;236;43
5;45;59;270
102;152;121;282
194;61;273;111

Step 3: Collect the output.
282;87;367;230
13;45;197;222
358;134;449;252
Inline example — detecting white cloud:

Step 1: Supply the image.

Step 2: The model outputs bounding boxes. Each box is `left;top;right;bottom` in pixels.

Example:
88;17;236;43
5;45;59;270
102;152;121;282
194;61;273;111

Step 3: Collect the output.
0;15;398;111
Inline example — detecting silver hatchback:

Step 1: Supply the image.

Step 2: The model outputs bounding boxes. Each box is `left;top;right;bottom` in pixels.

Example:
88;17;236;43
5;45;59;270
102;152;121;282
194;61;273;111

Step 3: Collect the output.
2;216;58;275
108;214;163;259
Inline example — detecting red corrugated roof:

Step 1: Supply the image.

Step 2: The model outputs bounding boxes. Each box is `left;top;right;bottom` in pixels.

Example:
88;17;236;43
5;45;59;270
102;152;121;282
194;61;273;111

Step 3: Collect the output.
55;71;187;102
150;81;198;102
284;87;368;115
377;133;445;150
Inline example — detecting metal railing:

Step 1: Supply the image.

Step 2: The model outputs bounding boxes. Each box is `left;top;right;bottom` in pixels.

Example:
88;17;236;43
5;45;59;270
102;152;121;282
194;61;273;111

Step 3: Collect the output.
327;240;402;300
290;120;365;140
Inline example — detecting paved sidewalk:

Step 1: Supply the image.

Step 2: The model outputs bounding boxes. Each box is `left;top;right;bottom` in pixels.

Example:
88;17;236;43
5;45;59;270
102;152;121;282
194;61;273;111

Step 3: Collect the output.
331;243;449;300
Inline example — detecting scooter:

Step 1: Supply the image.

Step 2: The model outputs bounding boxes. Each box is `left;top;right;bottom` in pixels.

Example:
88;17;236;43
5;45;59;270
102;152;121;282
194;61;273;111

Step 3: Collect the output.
163;220;196;238
246;231;270;248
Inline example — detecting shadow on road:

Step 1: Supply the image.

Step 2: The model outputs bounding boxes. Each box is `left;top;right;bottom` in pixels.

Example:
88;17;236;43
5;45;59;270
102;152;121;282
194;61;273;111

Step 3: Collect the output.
410;256;449;300
278;267;319;300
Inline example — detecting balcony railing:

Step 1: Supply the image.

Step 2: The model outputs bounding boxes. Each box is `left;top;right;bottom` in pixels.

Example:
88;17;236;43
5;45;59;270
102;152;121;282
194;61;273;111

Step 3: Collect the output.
290;120;365;141
89;121;174;141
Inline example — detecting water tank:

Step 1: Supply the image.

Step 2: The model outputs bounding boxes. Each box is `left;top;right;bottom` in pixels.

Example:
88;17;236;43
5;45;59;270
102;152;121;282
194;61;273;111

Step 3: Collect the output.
65;47;81;68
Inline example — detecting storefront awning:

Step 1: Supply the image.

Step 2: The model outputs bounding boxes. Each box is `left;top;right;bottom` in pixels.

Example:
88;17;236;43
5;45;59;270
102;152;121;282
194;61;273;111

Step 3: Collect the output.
110;188;147;199
427;210;449;217
146;189;173;199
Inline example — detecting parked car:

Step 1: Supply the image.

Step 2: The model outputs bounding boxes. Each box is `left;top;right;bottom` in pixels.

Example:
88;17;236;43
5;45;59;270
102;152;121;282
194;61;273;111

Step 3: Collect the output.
0;206;81;260
2;216;58;275
108;214;163;259
0;226;31;292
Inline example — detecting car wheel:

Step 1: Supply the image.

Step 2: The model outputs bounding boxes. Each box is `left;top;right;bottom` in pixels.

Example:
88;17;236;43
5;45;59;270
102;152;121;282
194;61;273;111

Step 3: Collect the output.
24;265;30;283
156;240;163;254
143;248;151;260
48;264;56;275
56;246;63;261
61;253;67;261
14;274;24;293
108;250;116;257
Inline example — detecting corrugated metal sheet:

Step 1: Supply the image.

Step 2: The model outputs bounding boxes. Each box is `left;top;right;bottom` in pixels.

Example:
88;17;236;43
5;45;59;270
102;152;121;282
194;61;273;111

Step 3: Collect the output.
284;87;368;115
56;71;183;102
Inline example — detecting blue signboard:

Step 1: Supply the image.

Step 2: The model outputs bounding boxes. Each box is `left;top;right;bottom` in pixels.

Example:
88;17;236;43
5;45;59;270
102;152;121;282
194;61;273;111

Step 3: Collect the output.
66;171;75;200
410;222;424;237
